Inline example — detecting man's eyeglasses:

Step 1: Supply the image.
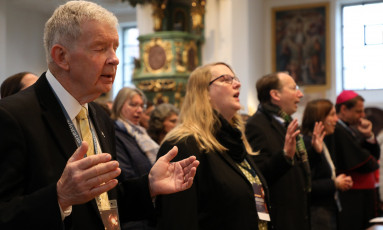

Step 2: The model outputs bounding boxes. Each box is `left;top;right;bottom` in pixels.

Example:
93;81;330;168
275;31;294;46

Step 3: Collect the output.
209;74;240;86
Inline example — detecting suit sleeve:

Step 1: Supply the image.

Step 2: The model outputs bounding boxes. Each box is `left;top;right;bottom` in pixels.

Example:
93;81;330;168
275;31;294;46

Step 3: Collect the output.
334;125;379;173
0;106;63;229
115;132;137;181
155;139;199;230
303;135;336;198
245;117;292;185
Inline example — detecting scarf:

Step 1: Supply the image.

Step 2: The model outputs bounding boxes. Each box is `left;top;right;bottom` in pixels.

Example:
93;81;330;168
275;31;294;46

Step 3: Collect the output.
261;103;311;192
119;118;159;165
215;114;247;163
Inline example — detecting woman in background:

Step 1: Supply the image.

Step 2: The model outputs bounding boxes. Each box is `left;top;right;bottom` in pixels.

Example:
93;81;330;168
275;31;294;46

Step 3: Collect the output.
111;87;159;230
147;103;179;144
301;99;353;230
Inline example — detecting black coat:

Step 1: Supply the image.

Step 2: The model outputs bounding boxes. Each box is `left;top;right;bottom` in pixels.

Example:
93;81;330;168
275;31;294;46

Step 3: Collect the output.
245;108;310;230
115;120;153;181
303;135;337;208
0;74;153;229
331;122;379;173
155;134;272;230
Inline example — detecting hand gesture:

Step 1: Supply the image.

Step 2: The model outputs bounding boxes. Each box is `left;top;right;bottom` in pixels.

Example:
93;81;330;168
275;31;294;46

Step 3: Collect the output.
335;174;353;191
57;142;121;210
357;118;373;138
148;146;200;197
283;119;301;159
311;121;326;153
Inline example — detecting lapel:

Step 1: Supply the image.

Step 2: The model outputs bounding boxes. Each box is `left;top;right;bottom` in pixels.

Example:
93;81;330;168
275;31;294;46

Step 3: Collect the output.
216;148;253;185
35;74;113;222
34;74;77;160
270;117;287;141
260;108;286;143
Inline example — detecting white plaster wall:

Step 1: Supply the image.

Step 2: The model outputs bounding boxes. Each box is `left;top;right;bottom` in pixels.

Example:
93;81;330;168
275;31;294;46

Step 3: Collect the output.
198;0;265;115
136;4;154;35
4;3;48;79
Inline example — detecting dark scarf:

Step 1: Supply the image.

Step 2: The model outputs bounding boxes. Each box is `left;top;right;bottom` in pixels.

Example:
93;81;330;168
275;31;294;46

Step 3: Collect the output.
215;114;247;163
260;103;311;192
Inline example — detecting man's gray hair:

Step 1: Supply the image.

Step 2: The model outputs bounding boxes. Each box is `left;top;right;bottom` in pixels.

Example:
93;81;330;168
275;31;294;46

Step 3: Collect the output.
43;0;119;63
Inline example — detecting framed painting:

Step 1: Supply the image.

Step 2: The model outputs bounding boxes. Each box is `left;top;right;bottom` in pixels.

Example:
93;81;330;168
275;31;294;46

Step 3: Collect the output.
272;2;330;91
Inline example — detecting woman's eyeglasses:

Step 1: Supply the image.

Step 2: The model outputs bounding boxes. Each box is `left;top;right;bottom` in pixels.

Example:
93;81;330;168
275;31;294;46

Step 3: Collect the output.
209;74;240;86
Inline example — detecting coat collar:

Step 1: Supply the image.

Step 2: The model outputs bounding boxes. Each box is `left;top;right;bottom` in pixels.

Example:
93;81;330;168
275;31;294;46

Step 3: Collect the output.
34;73;77;160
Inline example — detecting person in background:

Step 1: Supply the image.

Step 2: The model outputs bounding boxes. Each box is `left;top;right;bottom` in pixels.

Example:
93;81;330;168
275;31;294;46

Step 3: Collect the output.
111;87;160;177
111;88;158;229
147;103;179;144
156;62;300;230
0;1;199;229
140;101;155;130
365;107;383;215
333;90;380;230
1;71;38;98
301;99;353;230
245;72;320;230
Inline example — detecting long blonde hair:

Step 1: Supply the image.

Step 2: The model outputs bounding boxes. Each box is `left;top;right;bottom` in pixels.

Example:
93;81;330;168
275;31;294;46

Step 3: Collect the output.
164;62;253;154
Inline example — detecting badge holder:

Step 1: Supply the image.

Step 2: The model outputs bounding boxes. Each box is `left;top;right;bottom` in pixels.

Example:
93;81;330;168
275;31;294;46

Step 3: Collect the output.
99;200;121;230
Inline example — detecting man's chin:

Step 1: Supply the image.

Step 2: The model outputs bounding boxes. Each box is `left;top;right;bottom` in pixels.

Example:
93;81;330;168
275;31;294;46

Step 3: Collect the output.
100;84;113;93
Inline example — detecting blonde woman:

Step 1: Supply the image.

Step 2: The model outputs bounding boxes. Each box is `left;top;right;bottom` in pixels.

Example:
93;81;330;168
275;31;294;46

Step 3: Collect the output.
156;62;300;230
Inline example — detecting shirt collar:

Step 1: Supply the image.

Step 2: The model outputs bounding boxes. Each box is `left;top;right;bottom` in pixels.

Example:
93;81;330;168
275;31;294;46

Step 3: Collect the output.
46;69;88;120
272;114;285;125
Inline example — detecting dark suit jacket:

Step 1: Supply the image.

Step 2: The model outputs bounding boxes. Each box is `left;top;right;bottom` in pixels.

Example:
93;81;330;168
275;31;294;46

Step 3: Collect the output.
0;74;153;229
115;120;152;181
332;122;380;173
245;109;310;230
155;136;272;230
303;135;337;207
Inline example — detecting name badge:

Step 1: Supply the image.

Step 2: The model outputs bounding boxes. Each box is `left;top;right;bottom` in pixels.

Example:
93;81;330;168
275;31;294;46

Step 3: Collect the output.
252;183;270;221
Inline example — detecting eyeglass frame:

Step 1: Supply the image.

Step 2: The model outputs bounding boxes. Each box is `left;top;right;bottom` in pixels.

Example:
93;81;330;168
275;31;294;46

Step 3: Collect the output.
127;102;146;110
208;74;240;86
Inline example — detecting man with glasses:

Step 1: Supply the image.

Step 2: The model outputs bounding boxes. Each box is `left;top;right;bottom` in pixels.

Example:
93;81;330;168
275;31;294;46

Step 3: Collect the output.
245;72;310;230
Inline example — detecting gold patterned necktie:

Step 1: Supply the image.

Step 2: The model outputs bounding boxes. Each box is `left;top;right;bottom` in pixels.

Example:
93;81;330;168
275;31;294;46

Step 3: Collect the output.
76;106;111;210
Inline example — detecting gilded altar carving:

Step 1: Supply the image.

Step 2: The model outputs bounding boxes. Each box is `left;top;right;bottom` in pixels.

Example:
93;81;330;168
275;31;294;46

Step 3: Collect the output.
137;79;177;92
143;38;173;74
183;41;198;71
191;0;206;34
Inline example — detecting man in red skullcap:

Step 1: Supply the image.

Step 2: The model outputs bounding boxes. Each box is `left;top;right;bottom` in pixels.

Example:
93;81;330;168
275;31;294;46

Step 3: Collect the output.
330;90;380;230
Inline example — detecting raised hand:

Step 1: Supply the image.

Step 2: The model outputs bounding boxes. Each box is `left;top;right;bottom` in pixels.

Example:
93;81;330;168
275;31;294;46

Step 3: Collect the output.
148;146;200;197
357;118;374;138
57;141;121;210
311;121;326;153
283;119;301;159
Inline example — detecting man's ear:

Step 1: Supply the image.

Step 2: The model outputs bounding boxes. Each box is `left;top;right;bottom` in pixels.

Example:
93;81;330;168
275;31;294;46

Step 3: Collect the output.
51;44;70;71
340;104;347;114
270;89;281;102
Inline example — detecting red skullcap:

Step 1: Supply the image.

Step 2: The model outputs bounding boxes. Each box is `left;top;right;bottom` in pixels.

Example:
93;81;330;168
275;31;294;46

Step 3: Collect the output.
336;90;358;104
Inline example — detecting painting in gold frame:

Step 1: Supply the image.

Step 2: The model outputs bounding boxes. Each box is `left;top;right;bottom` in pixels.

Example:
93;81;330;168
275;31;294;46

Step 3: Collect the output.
272;2;330;91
